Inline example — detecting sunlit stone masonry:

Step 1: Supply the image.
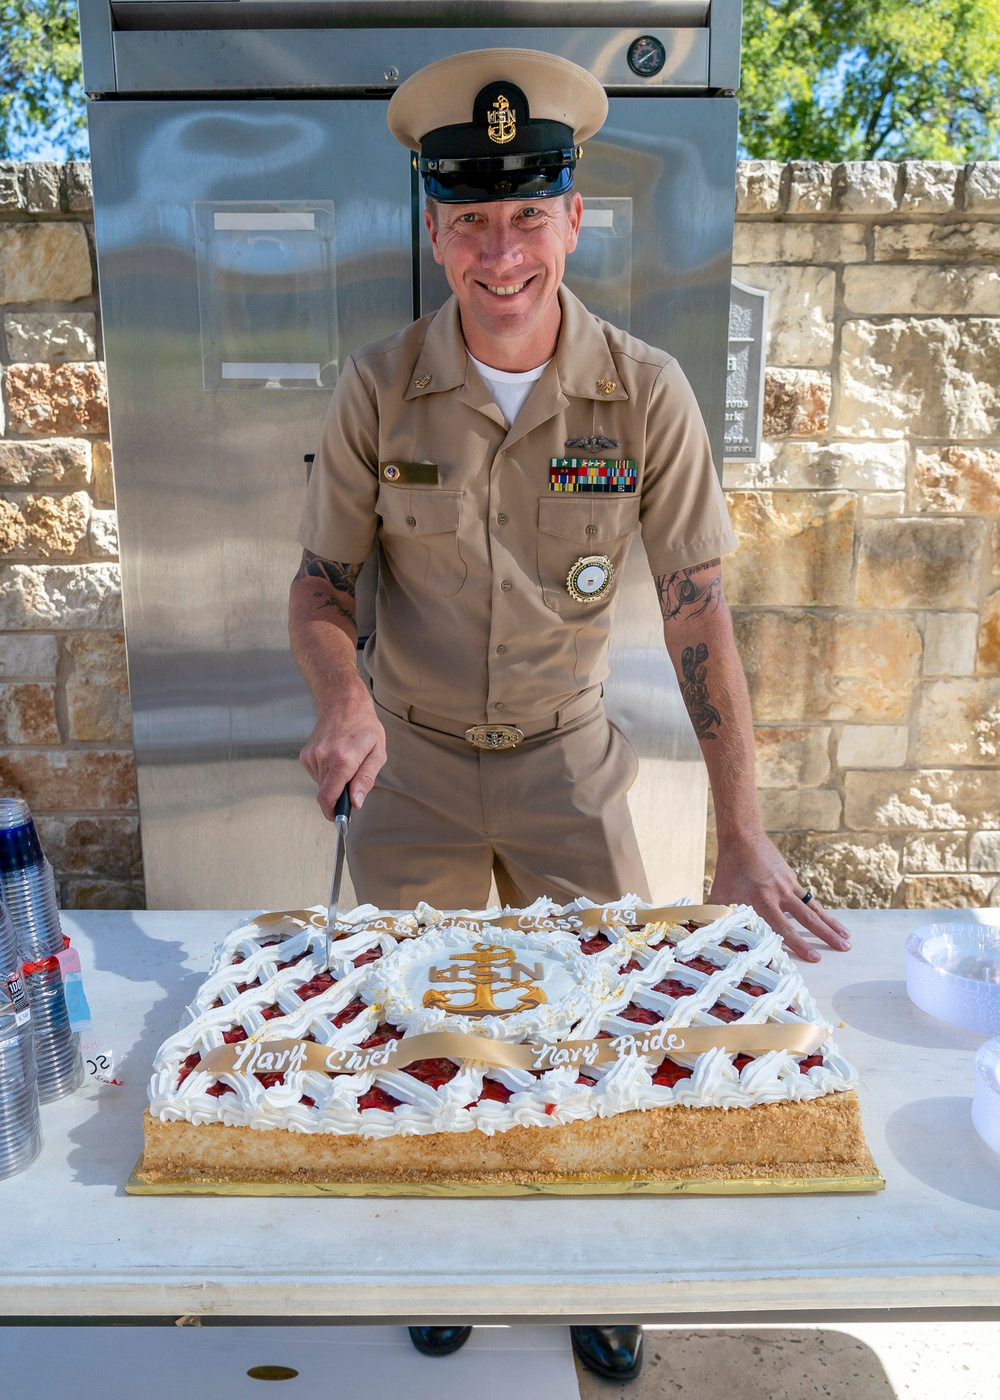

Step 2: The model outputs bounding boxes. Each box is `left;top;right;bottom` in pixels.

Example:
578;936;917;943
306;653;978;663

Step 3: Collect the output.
0;159;998;909
726;159;1000;909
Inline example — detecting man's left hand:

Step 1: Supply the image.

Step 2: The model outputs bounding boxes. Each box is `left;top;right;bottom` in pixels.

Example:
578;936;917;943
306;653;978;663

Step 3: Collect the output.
710;830;851;962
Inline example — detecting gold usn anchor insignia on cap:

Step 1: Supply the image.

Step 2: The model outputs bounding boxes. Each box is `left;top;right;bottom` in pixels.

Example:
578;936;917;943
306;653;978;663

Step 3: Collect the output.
488;93;516;145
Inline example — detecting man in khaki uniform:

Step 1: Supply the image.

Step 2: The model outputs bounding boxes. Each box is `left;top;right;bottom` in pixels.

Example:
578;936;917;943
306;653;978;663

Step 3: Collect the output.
290;48;852;1382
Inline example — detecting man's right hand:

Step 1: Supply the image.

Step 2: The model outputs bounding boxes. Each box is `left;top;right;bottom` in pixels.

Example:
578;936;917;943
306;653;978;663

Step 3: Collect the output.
288;549;387;820
299;679;386;819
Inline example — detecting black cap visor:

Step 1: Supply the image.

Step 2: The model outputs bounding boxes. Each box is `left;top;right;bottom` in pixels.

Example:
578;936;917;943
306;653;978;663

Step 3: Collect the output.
419;149;576;203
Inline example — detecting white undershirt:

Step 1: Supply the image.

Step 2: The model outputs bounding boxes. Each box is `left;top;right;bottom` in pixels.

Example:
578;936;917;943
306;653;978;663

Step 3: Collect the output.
468;353;550;427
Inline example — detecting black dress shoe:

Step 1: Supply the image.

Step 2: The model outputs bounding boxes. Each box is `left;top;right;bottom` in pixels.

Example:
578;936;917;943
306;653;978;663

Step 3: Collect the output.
571;1325;643;1381
408;1325;473;1357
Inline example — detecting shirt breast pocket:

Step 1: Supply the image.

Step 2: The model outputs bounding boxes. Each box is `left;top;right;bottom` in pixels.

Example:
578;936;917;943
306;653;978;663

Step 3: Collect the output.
536;497;641;615
376;487;467;598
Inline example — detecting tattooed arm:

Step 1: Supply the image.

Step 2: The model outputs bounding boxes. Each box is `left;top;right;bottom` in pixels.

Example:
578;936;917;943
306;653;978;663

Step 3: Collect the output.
289;550;386;820
655;560;850;961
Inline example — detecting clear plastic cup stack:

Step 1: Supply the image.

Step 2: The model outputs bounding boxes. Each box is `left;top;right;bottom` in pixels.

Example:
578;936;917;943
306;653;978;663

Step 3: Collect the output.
0;899;42;1179
0;799;84;1102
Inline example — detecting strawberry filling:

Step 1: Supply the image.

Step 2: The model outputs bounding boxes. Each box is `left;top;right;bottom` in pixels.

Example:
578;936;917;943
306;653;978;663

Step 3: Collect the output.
478;1079;513;1104
738;980;768;997
721;938;749;953
358;1023;403;1050
222;1028;247;1044
206;1082;235;1097
733;1054;754;1073
619;958;643;974
652;977;696;998
405;1057;459;1089
258;1072;285;1089
352;948;383;969
576;1073;598;1087
259;1004;284;1021
799;1054;824;1073
710;1003;740;1022
679;955;719;977
653;1059;693;1088
296;971;334;1001
619;1004;661;1026
332;998;366;1027
177;1052;201;1086
579;933;611;955
358;1087;402;1112
299;1094;316;1108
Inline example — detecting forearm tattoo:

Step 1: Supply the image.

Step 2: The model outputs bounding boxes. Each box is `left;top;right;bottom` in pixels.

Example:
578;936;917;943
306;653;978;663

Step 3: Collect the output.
681;642;722;742
655;559;722;623
293;551;362;622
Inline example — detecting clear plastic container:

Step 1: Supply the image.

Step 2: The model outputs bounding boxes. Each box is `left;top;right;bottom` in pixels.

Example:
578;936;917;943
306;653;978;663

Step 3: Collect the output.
905;923;1000;1034
972;1037;1000;1155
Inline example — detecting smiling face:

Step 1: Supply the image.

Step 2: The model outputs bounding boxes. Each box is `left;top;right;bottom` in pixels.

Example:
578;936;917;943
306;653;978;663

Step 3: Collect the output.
425;193;583;371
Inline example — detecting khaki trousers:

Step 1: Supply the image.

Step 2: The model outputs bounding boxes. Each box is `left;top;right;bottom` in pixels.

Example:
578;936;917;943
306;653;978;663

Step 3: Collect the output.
347;698;650;909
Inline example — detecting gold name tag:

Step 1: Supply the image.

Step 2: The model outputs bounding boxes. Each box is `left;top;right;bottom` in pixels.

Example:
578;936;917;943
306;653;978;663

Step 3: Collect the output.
380;462;439;485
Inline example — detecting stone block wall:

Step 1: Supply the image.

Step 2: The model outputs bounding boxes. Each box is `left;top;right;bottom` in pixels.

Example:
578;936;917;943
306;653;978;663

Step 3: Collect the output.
0;162;141;908
724;160;1000;908
0;158;997;911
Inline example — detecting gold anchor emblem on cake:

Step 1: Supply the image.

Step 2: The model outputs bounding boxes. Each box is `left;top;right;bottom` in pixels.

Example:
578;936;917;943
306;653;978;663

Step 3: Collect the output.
422;945;547;1018
487;93;516;145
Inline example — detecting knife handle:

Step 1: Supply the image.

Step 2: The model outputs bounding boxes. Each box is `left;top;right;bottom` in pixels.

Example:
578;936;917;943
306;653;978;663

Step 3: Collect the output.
334;787;351;821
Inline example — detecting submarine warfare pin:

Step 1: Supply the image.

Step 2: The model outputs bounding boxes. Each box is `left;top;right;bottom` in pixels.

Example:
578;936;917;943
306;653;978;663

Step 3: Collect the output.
566;554;615;603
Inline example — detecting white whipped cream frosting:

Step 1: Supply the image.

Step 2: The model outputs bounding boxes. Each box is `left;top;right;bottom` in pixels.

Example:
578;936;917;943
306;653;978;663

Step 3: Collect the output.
148;897;857;1137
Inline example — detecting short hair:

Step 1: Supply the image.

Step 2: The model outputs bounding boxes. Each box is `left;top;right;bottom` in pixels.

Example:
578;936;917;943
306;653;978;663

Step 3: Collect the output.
425;190;576;225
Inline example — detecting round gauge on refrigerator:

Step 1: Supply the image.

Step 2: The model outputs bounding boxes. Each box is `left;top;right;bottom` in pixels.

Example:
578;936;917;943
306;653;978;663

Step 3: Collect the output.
627;35;667;78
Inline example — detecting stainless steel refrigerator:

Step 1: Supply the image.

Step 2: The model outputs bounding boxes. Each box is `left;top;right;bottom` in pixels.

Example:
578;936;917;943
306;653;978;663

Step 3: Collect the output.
78;0;742;909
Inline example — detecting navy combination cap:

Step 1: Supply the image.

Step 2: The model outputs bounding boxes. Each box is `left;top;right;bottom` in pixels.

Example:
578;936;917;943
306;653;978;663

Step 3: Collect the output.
387;48;608;203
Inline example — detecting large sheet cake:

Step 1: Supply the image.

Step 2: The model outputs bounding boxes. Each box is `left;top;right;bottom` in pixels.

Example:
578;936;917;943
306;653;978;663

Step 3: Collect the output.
136;898;880;1193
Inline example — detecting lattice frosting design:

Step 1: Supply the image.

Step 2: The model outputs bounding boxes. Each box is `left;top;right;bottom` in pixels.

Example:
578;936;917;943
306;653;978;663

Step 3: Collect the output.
148;898;857;1138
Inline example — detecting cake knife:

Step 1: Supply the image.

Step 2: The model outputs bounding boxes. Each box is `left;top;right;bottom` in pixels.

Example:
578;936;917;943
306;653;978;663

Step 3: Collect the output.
324;785;351;968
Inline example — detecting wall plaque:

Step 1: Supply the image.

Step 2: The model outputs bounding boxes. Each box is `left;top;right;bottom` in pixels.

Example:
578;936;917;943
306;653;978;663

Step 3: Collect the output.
724;280;769;462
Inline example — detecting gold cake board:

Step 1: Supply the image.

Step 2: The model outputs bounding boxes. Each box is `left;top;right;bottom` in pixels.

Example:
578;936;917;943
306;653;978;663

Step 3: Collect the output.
126;1157;885;1197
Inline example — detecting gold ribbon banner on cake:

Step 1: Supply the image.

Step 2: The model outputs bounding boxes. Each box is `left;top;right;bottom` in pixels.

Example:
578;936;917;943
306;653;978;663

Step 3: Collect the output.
194;1022;827;1081
246;905;735;938
576;903;734;930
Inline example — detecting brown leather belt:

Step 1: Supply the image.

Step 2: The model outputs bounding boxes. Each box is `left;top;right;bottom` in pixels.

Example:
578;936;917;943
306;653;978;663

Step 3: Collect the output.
372;686;602;750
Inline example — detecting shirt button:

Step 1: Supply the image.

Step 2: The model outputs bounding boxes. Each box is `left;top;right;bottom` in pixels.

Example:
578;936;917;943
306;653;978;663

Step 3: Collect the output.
496;643;507;654
497;513;508;526
494;701;505;711
500;579;512;592
586;524;598;536
406;515;416;527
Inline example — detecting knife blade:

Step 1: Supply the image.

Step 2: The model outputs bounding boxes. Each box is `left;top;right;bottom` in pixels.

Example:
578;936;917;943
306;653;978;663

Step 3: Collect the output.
324;786;351;967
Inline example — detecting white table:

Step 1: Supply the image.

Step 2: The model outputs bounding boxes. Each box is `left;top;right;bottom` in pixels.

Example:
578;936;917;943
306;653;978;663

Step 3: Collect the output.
3;908;1000;1322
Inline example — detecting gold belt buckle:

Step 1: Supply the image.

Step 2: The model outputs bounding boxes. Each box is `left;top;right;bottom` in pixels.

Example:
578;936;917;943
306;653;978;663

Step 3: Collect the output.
465;725;525;751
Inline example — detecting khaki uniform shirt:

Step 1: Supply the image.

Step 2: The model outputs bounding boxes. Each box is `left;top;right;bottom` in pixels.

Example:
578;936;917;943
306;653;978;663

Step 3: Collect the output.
299;286;737;727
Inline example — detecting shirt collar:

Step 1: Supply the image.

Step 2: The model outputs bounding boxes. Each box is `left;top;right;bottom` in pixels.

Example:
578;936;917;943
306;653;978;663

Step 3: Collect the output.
402;284;629;405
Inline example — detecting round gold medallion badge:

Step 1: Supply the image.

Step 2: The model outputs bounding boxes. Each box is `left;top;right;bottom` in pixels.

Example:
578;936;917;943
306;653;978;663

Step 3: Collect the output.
566;554;614;603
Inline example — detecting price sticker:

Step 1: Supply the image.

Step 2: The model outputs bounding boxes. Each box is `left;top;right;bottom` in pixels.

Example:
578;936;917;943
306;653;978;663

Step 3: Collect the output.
54;945;93;1032
3;969;31;1028
81;1036;123;1086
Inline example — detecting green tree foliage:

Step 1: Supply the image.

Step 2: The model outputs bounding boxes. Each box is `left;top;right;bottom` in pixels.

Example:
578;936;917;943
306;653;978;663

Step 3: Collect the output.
740;0;1000;160
2;0;999;163
0;0;87;159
